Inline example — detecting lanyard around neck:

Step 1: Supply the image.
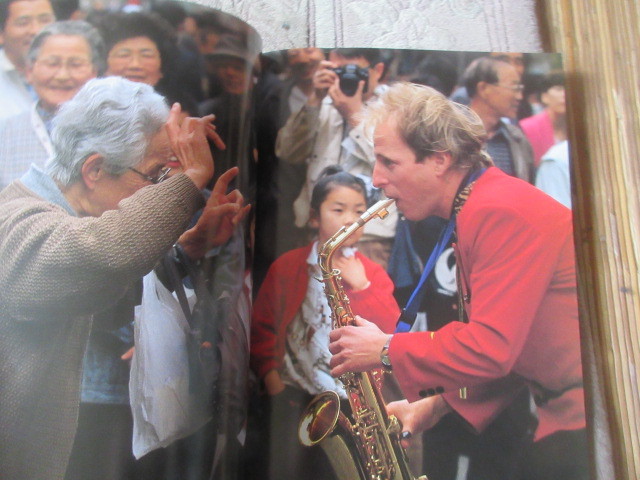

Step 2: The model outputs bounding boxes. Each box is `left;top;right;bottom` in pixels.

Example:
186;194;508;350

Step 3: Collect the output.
395;167;485;333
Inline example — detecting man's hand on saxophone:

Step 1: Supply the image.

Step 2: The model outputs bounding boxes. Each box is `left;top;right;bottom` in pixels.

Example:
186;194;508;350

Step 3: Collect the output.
328;315;390;376
386;397;453;448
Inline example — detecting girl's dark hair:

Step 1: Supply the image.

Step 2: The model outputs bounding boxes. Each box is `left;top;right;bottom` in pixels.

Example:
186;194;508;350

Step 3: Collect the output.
310;165;368;212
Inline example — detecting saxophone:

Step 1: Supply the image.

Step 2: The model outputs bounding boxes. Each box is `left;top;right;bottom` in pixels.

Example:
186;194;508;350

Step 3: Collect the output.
298;198;427;480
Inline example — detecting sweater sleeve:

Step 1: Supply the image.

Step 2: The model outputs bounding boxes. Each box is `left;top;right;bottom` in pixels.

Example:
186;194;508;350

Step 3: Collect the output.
249;262;282;378
347;253;400;334
441;375;527;434
249;247;309;379
0;173;204;319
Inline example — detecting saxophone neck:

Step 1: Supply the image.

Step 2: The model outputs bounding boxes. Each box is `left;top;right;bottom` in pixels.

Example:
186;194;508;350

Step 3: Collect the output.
318;198;395;273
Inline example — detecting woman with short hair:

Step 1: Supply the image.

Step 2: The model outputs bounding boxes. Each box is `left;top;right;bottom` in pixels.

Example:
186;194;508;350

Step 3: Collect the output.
0;77;242;480
0;20;104;189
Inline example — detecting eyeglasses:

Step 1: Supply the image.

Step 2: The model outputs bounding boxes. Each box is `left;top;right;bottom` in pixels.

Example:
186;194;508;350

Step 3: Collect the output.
109;48;161;63
128;166;172;184
34;57;93;75
491;83;525;93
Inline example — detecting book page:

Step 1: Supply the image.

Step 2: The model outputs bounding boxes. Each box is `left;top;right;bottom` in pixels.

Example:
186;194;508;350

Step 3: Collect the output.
0;0;589;477
249;47;588;480
0;2;257;479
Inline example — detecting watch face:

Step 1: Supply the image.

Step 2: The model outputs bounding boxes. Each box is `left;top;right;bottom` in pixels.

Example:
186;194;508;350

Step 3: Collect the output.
381;335;393;369
381;348;392;368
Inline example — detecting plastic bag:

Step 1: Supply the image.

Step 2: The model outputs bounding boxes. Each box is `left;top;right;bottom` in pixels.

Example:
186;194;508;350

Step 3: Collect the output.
129;270;212;459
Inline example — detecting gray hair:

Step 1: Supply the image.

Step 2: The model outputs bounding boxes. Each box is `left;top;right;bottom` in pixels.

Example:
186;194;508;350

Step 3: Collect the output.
462;56;507;99
47;77;170;186
27;20;106;75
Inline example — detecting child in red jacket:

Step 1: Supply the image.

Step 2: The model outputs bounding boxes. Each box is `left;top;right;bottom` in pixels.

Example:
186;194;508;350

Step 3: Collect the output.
249;166;398;480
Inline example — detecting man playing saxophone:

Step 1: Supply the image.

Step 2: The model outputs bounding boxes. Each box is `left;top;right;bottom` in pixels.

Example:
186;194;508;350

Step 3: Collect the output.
328;82;588;480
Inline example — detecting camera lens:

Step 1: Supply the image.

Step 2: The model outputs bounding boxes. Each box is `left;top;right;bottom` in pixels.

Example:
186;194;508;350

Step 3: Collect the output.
333;64;369;97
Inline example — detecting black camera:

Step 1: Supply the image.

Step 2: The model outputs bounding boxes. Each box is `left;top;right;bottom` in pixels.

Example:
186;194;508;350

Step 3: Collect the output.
332;64;369;96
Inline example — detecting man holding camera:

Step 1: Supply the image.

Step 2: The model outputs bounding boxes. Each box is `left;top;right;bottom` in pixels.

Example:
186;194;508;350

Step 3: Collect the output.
275;48;396;267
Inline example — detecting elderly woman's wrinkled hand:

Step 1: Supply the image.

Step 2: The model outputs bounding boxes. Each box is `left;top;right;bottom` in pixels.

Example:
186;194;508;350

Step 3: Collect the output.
177;167;251;260
202;114;226;151
165;103;215;190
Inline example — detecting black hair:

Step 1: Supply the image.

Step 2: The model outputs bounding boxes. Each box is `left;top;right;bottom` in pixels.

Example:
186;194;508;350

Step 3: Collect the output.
192;10;230;33
332;48;387;80
412;54;458;97
462;56;503;98
2;0;55;29
310;165;368;213
1;0;17;30
150;1;187;30
539;72;565;94
51;0;78;20
333;48;380;66
93;11;178;81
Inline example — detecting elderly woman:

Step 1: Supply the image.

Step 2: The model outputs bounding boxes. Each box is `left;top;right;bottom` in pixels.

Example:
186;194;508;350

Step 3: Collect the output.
0;20;104;189
0;77;242;480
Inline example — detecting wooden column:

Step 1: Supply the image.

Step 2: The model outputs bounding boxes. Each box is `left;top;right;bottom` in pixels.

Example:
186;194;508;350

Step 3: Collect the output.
537;1;640;479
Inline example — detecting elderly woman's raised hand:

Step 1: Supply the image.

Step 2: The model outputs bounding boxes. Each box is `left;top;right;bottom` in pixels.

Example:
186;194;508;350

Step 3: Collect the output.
177;167;251;260
165;103;220;190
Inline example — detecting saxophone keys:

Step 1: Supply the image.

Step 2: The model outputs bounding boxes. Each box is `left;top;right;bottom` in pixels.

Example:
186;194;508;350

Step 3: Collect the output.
386;414;402;436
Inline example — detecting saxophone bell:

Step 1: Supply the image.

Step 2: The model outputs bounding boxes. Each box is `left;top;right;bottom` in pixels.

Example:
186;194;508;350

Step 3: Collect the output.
298;391;341;447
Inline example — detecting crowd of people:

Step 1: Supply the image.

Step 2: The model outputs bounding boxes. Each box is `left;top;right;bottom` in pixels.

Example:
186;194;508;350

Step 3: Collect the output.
0;1;253;479
249;47;580;480
0;0;583;479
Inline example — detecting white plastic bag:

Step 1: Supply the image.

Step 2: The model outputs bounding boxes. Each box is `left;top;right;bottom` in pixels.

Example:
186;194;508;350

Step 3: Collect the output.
129;270;212;459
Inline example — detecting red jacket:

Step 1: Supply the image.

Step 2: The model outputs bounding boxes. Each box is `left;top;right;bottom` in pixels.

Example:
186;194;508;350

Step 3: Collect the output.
391;167;585;441
250;243;399;379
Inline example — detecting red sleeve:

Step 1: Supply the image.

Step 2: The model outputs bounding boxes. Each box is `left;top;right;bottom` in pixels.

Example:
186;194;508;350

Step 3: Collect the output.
391;203;569;401
442;375;527;433
347;253;399;334
249;262;281;378
249;248;308;378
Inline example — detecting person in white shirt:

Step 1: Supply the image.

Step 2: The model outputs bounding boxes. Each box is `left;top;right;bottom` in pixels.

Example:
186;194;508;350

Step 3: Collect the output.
0;0;55;120
276;48;397;268
0;20;103;190
535;140;571;209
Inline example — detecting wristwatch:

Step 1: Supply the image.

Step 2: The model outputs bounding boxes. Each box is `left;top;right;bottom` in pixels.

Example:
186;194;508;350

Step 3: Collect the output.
380;335;393;371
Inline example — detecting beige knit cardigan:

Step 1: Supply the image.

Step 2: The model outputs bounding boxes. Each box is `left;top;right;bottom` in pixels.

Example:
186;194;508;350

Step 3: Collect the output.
0;173;204;480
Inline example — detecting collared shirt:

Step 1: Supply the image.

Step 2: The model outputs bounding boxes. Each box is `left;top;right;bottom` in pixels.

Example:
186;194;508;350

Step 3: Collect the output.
287;84;308;117
20;164;75;214
486;122;516;177
0;102;53;190
280;83;398;238
0;49;36;121
35;102;56;134
535;140;571;209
